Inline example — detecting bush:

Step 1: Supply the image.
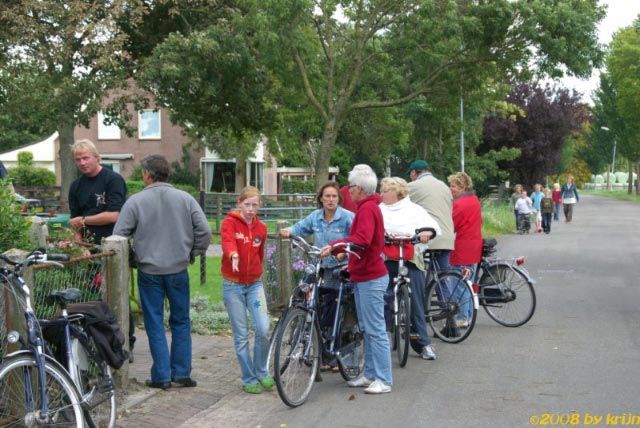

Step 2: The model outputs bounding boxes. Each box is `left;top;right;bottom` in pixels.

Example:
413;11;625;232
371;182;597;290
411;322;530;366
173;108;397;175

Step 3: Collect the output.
282;179;316;194
7;151;56;186
0;180;32;252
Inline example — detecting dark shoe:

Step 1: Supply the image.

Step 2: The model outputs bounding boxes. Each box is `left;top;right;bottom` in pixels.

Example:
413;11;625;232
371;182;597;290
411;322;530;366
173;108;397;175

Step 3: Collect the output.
173;377;197;387
145;380;172;390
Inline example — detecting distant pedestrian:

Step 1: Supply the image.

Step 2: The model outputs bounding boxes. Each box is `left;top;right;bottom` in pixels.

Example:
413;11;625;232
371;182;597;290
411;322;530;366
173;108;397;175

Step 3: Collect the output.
221;186;272;395
530;184;544;233
515;191;533;234
509;184;524;232
561;175;579;223
552;183;562;221
540;189;554;234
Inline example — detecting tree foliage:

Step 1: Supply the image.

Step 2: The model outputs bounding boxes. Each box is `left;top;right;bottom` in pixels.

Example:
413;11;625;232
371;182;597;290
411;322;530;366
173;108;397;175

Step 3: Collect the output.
254;0;605;188
480;83;588;187
0;180;31;252
0;0;146;197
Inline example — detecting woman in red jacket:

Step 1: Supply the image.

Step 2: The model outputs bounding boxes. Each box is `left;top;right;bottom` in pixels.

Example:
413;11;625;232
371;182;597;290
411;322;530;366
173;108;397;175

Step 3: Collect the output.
447;172;482;329
221;186;272;395
321;164;392;395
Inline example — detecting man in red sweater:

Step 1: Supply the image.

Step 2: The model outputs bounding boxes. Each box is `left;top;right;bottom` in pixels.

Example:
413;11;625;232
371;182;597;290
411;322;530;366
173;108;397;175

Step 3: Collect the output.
321;164;392;394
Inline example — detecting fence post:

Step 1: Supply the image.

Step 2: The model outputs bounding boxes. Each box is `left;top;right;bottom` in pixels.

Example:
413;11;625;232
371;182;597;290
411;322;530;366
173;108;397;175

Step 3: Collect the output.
29;216;48;248
275;221;291;311
215;195;222;233
103;236;130;389
199;191;207;287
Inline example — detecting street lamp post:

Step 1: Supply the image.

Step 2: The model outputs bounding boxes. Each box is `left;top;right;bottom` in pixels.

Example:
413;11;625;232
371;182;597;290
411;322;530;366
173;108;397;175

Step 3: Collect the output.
601;126;616;191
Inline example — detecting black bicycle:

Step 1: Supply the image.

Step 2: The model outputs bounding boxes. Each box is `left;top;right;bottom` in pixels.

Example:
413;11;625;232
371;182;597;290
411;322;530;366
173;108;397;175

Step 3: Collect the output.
272;236;363;408
472;238;536;327
0;249;117;428
423;250;478;344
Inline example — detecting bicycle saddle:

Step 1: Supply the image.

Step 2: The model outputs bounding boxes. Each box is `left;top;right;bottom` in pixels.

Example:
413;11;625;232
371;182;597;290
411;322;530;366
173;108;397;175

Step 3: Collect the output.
47;288;83;305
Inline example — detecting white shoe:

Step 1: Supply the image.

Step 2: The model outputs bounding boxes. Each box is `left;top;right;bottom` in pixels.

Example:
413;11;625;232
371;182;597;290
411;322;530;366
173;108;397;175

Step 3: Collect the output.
364;380;391;394
347;375;373;387
421;345;436;360
455;319;470;328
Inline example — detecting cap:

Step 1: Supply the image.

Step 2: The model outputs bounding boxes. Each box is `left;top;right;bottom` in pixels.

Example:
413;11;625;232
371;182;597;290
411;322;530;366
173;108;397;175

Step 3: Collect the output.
408;160;429;173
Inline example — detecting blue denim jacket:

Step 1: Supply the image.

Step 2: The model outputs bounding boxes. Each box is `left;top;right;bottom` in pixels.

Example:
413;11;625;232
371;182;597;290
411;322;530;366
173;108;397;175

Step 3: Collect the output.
290;206;354;268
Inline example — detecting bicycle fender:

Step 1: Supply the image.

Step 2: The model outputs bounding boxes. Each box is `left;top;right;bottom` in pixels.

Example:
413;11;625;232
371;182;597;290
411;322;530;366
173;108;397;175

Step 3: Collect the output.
486;261;535;284
2;349;71;373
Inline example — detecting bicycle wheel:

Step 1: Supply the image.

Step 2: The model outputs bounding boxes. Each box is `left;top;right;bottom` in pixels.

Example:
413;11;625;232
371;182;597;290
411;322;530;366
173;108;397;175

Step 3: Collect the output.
479;263;536;327
336;299;364;381
0;354;83;427
394;283;411;367
70;327;116;428
273;308;320;408
267;312;286;377
426;272;476;344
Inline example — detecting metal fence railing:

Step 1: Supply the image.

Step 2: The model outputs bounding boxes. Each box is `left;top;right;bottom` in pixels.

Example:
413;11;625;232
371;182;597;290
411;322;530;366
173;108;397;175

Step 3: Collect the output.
1;252;115;360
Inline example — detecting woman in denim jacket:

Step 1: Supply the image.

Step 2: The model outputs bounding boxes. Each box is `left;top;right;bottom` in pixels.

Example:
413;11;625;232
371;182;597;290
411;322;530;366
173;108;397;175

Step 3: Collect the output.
561;175;579;223
279;182;354;369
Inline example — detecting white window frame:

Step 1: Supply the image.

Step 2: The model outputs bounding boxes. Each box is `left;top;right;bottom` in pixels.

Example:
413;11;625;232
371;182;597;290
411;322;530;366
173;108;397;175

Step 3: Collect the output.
138;109;161;140
97;111;121;140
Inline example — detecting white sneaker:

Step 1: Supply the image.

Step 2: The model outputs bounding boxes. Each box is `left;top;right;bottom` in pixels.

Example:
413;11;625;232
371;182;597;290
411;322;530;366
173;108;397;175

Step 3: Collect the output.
455;319;470;328
421;345;436;360
347;375;373;387
364;380;391;394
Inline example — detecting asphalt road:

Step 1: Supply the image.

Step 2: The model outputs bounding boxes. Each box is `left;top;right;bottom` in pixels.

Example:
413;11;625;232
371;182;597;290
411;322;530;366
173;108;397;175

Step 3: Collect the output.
239;194;639;428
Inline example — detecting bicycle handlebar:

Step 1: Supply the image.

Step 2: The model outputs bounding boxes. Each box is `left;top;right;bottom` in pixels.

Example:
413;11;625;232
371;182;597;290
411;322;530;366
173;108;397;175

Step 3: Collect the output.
289;235;362;259
385;227;438;245
0;249;70;271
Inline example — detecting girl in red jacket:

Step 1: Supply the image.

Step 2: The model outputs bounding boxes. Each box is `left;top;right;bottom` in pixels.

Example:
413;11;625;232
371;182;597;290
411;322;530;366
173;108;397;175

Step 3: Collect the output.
221;186;272;394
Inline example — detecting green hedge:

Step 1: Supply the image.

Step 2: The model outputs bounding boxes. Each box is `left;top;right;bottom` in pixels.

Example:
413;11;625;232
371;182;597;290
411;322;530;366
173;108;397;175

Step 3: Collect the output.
282;179;316;194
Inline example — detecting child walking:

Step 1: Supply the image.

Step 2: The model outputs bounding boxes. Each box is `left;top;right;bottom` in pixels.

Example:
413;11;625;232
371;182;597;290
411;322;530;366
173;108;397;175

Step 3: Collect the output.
514;191;533;234
540;189;554;234
221;186;273;394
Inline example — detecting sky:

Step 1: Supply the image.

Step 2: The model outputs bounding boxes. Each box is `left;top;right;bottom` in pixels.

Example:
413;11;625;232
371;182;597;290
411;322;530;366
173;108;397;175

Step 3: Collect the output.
557;0;640;103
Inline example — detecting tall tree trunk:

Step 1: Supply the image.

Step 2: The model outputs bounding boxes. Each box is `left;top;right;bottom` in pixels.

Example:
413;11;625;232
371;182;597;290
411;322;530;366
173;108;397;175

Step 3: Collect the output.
314;122;339;190
235;157;247;193
58;120;76;209
628;160;633;194
636;161;640;195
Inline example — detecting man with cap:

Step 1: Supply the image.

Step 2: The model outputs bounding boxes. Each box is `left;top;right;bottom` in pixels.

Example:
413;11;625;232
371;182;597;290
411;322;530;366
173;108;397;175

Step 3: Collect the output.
407;160;455;271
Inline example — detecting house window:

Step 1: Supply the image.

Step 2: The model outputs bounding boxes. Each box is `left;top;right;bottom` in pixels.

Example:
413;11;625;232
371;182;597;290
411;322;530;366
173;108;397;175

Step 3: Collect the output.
205;162;236;193
100;161;120;174
138;110;161;139
248;162;264;191
98;111;121;140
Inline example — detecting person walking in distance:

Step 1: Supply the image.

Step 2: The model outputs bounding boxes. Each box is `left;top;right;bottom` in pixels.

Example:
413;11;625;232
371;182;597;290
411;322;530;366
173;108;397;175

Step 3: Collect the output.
561;175;579;223
552;183;562;221
515;191;533;234
540;189;554;234
221;186;272;394
407;160;455;271
113;155;211;390
68;139;127;245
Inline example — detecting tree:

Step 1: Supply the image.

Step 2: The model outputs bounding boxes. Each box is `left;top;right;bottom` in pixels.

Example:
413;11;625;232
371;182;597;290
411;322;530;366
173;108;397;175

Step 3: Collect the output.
607;22;640;194
481;83;588;187
138;23;274;191
0;0;146;199
255;0;605;188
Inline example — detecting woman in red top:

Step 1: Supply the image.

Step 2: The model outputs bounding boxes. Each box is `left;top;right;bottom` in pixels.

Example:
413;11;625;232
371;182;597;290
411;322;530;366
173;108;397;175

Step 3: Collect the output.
321;164;392;394
448;172;482;328
221;186;272;394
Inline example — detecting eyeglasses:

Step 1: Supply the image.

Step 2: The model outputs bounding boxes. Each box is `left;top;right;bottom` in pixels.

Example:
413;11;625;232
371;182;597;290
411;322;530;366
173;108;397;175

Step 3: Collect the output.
348;184;358;189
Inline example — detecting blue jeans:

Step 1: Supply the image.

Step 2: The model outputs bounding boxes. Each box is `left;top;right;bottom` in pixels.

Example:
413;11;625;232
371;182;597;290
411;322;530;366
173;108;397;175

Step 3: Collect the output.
385;261;431;348
450;264;476;320
354;275;392;385
223;280;270;386
138;269;191;383
553;203;561;221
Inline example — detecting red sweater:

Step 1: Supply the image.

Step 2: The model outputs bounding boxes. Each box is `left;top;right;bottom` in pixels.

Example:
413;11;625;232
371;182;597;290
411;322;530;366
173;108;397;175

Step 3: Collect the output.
220;211;267;284
552;190;561;204
450;193;483;266
331;195;387;282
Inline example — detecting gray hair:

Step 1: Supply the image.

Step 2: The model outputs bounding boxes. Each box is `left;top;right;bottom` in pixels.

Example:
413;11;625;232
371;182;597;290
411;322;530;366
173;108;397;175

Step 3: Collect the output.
348;164;377;195
141;154;170;182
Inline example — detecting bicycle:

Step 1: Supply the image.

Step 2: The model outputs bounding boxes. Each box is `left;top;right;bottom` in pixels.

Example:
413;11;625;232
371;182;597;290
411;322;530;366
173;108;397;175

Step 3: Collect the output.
472;238;536;327
272;236;363;408
0;249;117;428
383;227;435;367
423;250;478;344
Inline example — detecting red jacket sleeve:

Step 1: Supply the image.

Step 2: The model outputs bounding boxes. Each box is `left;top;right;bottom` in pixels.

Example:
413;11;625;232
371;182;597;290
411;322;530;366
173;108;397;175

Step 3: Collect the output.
221;217;238;259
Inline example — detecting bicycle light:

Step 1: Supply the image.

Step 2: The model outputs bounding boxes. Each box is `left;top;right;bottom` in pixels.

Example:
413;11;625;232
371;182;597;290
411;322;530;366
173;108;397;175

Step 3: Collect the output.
399;266;409;277
516;257;525;266
6;330;20;344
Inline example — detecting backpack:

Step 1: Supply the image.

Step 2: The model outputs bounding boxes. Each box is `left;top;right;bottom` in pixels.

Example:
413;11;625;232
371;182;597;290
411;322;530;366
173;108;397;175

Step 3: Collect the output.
67;301;128;369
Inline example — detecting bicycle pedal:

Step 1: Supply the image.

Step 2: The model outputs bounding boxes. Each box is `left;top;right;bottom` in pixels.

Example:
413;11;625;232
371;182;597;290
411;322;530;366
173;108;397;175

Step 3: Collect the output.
409;333;420;340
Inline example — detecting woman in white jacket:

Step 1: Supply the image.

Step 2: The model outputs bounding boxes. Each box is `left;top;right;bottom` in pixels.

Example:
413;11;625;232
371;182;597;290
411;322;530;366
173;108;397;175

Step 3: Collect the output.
379;177;441;360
